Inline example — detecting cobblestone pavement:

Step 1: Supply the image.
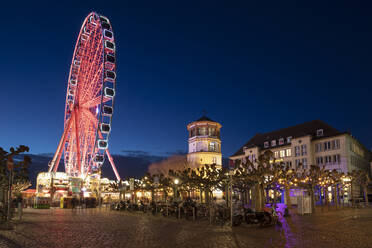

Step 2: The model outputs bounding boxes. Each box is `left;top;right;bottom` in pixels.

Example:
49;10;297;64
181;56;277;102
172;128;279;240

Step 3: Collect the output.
0;207;372;248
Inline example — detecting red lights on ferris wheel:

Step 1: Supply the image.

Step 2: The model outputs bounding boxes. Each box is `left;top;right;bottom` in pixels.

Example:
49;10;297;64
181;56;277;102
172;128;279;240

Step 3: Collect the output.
48;12;121;181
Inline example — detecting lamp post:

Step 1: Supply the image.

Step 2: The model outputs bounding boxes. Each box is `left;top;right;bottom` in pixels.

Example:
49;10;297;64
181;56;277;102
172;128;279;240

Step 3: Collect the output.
6;156;14;222
174;178;179;201
98;170;102;208
50;172;55;208
229;170;233;227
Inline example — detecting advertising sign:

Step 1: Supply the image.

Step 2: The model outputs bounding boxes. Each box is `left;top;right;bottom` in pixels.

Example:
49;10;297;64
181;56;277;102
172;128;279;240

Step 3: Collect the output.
70;177;82;194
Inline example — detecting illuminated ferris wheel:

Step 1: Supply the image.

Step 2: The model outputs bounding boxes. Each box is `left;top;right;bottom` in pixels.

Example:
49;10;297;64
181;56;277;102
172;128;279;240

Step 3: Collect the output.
48;12;120;181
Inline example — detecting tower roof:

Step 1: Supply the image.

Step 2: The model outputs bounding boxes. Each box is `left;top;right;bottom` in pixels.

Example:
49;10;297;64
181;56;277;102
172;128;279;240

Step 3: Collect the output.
195;115;216;122
187;115;221;130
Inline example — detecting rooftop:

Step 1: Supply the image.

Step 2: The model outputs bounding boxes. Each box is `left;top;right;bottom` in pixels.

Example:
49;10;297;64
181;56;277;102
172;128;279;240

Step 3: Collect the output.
231;120;343;157
195;115;216;122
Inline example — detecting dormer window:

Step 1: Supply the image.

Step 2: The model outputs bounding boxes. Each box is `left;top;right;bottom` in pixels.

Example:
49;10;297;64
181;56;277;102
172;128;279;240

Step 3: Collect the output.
317;129;324;137
271;140;276;147
279;138;284;145
264;141;269;148
287;136;292;143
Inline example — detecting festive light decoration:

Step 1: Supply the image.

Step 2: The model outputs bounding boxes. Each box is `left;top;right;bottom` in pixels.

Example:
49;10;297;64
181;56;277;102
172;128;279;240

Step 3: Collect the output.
48;12;120;181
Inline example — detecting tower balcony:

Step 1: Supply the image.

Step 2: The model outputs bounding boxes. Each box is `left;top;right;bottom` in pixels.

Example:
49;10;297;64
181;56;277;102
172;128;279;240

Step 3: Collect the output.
189;134;221;139
188;149;221;154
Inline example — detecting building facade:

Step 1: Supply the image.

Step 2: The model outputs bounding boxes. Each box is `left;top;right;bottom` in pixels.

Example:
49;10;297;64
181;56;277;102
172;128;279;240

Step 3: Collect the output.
229;120;370;175
186;116;222;168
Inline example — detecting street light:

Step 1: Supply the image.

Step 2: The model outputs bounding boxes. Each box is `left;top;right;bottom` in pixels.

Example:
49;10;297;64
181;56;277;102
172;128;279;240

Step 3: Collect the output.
174;179;179;201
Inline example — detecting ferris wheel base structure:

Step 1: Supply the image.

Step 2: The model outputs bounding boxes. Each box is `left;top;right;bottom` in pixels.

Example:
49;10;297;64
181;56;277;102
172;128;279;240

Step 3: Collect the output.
48;146;121;181
47;12;121;182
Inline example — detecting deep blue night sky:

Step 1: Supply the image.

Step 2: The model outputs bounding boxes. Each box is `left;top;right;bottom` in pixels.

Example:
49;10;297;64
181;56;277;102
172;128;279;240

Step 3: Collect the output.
2;0;372;159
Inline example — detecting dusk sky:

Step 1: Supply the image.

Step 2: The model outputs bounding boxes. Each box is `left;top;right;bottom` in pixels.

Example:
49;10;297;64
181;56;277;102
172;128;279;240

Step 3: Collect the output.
2;0;372;159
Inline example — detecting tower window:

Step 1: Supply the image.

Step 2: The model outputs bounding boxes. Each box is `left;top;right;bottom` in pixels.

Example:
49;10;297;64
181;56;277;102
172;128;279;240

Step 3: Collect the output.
198;127;207;136
208;127;216;137
264;141;269;148
190;128;196;137
209;142;217;152
271;140;276;147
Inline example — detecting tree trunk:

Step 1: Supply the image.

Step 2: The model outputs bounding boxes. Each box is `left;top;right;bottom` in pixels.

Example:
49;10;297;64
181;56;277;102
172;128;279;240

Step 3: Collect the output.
247;189;251;206
260;184;265;210
163;189;168;203
333;185;338;209
240;191;244;204
265;188;270;204
309;186;316;214
323;187;327;206
285;184;291;208
225;185;229;207
351;183;355;207
364;185;368;207
252;184;258;211
204;189;209;204
254;184;265;212
199;189;203;203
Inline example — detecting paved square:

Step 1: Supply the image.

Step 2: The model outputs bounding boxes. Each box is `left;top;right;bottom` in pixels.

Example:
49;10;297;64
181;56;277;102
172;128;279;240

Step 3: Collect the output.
0;207;371;248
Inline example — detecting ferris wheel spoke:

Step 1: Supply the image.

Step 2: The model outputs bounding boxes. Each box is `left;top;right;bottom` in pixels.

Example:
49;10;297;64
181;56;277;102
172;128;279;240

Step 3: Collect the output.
81;95;110;109
80;61;102;103
80;125;90;175
80;35;103;103
82;108;99;126
75;37;96;104
80;65;103;104
82;109;100;175
77;34;100;103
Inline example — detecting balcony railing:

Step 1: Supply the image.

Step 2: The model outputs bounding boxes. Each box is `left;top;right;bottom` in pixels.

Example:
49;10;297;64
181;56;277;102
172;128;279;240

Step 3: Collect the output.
189;134;220;139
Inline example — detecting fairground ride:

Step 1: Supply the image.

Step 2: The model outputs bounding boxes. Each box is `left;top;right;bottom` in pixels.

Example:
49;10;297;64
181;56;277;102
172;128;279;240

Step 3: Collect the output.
48;12;120;181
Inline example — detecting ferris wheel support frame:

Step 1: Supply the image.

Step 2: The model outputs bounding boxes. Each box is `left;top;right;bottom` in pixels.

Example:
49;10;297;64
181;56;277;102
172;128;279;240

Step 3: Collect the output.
48;122;121;181
48;115;74;173
106;149;121;181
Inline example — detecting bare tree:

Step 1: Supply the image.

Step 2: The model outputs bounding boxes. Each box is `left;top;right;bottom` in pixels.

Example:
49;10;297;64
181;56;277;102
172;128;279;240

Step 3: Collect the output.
233;151;284;211
12;181;31;195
